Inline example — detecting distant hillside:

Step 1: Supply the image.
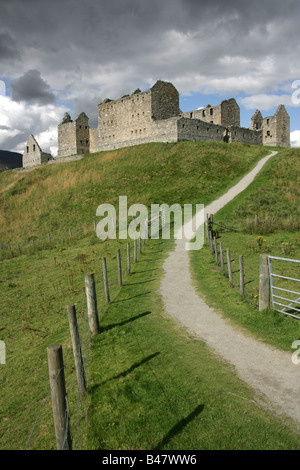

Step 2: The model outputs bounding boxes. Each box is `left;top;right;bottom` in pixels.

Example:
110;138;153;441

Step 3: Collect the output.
0;150;22;171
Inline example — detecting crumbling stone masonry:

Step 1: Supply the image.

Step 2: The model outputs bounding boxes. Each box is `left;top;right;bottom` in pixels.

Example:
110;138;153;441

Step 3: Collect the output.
22;134;53;169
58;112;90;157
250;105;290;147
57;80;290;157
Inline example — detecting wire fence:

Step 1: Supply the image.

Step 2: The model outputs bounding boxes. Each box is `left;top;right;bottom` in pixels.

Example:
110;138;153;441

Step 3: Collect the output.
24;287;90;450
23;213;166;450
209;212;300;237
206;215;300;316
0;221;97;261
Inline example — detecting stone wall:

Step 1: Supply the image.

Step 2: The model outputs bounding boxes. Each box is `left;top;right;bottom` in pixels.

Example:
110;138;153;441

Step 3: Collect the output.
75;112;90;154
96;88;153;150
89;127;99;154
229;126;262;145
177;118;227;143
58;121;77;157
88;118;179;153
182;98;240;128
22;134;52;168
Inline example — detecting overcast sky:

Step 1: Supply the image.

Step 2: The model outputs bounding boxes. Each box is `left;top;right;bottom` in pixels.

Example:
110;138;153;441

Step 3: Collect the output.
1;0;299;155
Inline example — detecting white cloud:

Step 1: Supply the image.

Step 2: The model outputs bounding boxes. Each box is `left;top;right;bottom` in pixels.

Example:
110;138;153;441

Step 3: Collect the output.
290;130;300;148
35;126;59;157
0;95;66;155
239;93;294;111
0;80;6;96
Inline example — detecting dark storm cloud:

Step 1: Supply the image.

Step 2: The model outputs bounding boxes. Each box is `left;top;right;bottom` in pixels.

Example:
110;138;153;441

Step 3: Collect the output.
10;70;56;105
2;0;299;70
1;0;299;152
0;32;20;60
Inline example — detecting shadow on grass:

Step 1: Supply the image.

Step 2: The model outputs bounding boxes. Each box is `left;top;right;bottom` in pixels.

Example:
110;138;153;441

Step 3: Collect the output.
100;310;152;333
111;291;153;303
127;268;159;274
111;352;160;380
125;278;156;286
90;352;160;390
154;404;205;450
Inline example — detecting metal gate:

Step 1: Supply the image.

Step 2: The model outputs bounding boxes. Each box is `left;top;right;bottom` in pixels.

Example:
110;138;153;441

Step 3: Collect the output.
268;255;300;319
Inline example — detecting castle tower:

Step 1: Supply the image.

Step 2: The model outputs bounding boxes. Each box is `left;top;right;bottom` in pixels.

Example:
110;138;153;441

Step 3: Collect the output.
58;112;90;157
250;110;263;130
262;105;290;148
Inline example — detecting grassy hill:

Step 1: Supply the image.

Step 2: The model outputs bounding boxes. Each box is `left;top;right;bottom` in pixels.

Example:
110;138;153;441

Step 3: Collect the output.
0;141;269;245
1;141;300;450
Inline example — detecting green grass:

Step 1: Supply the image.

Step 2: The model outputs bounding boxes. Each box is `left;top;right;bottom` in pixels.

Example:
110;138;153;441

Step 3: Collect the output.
0;234;131;449
1;142;299;450
213;148;300;233
0;141;269;245
190;148;300;352
88;236;300;450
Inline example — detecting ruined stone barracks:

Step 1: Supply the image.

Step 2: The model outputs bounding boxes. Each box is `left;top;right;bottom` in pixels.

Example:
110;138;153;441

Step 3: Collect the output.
57;80;290;157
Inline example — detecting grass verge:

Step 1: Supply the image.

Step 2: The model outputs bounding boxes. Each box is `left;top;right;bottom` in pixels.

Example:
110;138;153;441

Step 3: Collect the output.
88;237;300;450
190;148;300;351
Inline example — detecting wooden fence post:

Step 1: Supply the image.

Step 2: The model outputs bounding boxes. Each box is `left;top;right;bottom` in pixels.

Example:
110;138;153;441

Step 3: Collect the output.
227;248;233;287
206;214;209;243
47;344;72;450
67;305;87;398
134;237;137;263
102;257;110;303
117;248;122;286
214;237;218;264
220;242;225;272
84;273;100;336
210;232;214;254
259;254;270;311
127;243;131;274
239;255;244;297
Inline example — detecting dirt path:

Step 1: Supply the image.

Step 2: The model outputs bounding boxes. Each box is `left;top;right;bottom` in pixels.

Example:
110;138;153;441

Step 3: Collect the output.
159;151;300;429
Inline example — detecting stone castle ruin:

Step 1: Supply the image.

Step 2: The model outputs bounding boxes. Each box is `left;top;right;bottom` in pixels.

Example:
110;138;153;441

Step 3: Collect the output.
57;80;290;157
22;80;290;168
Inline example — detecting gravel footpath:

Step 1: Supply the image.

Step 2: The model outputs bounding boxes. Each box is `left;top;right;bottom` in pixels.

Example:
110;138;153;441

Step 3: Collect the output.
159;151;300;429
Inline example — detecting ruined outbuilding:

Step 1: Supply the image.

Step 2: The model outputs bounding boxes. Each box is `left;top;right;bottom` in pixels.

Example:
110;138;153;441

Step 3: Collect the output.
22;135;53;169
